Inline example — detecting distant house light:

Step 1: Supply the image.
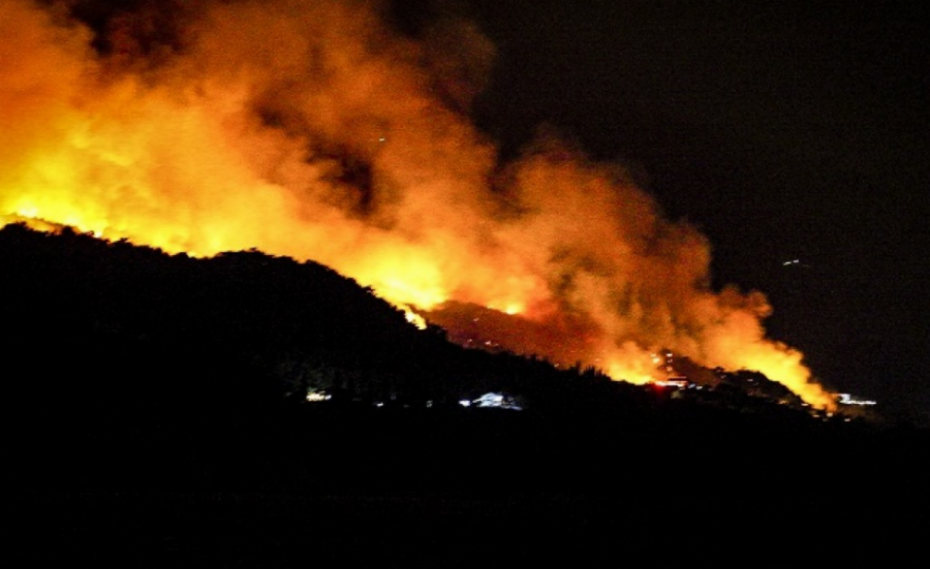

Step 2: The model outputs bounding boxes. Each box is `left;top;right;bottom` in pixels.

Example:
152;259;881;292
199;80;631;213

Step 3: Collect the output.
472;392;523;410
838;393;877;406
306;390;332;402
476;393;504;406
654;377;689;389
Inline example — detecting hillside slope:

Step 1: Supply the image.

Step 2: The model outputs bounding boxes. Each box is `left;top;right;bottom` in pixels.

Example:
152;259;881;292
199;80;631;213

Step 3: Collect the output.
1;223;927;566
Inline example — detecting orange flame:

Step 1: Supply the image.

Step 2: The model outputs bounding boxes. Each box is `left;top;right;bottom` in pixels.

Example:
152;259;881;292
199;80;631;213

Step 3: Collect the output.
0;0;836;410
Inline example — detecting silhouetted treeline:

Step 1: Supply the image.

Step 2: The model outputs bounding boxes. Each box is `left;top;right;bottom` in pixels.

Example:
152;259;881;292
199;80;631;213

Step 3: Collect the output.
0;222;633;413
1;223;925;495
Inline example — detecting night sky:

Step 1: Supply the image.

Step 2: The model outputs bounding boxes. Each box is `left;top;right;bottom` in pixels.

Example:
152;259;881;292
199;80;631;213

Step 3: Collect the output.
441;0;928;424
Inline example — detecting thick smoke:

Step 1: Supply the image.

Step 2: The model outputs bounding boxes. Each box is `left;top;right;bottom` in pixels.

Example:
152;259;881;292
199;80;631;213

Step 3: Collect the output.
0;0;836;408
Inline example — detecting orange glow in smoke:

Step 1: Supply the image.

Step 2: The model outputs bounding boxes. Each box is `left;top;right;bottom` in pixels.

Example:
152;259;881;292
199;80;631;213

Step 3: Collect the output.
0;0;836;410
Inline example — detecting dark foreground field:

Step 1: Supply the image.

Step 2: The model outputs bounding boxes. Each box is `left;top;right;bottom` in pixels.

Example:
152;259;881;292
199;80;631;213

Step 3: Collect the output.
4;406;928;567
3;489;868;567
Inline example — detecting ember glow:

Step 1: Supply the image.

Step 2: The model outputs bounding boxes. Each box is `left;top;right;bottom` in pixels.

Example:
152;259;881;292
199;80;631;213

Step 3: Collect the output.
0;0;836;409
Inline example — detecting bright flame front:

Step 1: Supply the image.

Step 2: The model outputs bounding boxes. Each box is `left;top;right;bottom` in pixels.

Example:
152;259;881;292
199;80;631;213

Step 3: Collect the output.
0;0;836;411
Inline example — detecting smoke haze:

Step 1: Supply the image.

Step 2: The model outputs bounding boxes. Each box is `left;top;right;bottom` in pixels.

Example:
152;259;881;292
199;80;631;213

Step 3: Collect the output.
0;0;835;407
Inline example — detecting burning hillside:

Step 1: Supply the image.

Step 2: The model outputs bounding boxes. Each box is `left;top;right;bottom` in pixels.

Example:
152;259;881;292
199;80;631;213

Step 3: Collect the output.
0;0;836;409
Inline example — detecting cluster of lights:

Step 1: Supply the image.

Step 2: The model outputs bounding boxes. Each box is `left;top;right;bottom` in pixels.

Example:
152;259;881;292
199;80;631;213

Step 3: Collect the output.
306;389;523;411
650;351;680;379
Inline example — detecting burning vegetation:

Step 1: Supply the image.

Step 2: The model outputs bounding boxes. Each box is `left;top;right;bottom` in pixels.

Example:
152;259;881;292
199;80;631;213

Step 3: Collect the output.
0;0;836;409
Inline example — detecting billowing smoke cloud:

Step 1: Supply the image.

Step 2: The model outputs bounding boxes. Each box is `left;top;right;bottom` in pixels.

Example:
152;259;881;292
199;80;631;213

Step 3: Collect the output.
0;0;836;408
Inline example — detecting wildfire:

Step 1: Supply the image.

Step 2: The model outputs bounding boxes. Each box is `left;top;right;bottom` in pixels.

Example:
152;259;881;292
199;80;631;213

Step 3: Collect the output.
0;0;836;410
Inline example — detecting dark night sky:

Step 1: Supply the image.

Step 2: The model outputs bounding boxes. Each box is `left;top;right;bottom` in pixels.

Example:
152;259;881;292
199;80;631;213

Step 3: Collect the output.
441;0;928;424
